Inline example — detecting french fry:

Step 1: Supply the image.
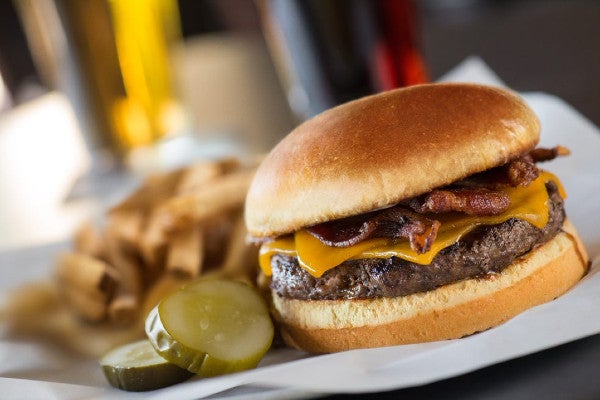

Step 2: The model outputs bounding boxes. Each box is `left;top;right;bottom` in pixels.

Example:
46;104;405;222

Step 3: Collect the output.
138;209;169;274
104;228;144;326
56;252;120;301
63;285;107;322
73;221;105;259
108;294;139;327
104;229;143;297
157;168;256;233
198;212;235;270
105;210;144;254
220;212;259;283
165;225;204;278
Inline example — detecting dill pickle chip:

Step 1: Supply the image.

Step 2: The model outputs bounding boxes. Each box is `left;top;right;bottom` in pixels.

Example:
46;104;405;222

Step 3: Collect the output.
145;279;274;377
100;339;193;391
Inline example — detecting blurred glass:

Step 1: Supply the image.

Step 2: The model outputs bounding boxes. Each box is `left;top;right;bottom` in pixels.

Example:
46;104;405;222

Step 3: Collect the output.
258;0;428;120
0;72;10;112
108;0;185;150
14;0;186;160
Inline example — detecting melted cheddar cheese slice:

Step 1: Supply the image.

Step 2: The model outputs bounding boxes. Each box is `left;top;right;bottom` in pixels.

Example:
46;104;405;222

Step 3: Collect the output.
259;171;565;278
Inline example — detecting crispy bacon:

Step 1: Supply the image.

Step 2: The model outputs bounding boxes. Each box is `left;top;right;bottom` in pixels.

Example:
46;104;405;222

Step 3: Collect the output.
472;155;540;189
529;145;570;162
461;155;539;188
307;205;441;254
505;155;541;187
463;146;570;189
406;187;510;216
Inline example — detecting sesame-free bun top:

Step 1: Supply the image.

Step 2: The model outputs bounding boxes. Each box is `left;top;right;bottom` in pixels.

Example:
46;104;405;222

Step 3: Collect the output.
245;83;540;238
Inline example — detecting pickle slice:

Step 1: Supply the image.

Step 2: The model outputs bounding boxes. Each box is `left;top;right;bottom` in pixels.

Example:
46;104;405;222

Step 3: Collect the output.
100;339;193;391
145;279;274;377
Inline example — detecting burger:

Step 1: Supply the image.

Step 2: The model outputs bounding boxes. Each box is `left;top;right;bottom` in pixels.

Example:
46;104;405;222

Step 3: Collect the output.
244;83;589;354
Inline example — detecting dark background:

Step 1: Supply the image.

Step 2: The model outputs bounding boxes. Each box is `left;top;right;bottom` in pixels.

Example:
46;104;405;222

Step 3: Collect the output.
420;0;600;127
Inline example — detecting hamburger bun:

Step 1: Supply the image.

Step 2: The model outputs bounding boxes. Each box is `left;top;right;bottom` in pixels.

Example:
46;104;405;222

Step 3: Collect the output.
245;83;540;238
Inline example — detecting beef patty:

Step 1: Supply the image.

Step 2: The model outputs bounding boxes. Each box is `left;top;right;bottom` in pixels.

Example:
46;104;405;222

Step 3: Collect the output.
270;182;565;300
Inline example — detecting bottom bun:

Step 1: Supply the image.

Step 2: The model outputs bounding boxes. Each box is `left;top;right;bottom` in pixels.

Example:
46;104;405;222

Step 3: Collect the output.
271;220;589;354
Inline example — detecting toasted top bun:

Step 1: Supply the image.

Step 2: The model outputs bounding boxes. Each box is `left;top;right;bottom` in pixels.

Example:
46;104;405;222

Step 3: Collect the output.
245;83;540;238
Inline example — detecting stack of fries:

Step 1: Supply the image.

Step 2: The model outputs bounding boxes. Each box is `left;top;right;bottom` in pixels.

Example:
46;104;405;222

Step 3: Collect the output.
55;156;261;328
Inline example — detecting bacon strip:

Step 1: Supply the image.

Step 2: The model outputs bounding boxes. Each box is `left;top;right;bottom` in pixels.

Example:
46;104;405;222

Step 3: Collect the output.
505;155;541;187
461;156;539;188
406;188;510;216
307;206;441;254
529;145;570;162
463;146;570;189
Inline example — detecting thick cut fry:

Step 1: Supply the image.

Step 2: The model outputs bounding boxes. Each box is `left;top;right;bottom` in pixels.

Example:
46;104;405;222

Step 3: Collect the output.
221;213;259;282
104;230;143;298
138;209;169;273
63;286;107;322
73;221;106;259
108;294;139;327
199;213;235;270
165;225;204;278
104;229;144;326
157;169;256;233
105;210;144;253
56;252;120;301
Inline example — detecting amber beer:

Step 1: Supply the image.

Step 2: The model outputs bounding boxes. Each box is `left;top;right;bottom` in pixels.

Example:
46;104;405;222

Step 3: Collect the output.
56;0;184;153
